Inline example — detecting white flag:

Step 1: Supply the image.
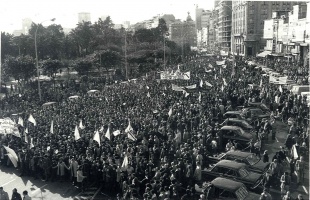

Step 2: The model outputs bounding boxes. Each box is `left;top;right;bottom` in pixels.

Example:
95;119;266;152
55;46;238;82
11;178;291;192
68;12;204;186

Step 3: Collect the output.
198;92;202;103
223;78;227;86
24;132;28;143
121;155;129;169
7;154;18;168
200;79;203;87
214;74;217;80
79;120;85;130
125;121;133;134
291;145;298;159
74;125;80;140
147;92;151;98
30;138;34;148
205;81;212;87
279;85;283;93
259;79;263;88
25;127;28;134
105;127;111;140
113;130;121;136
50;120;54;134
221;85;224;92
18;117;24;127
28;114;36;126
168;108;173;117
93;130;101;146
4;146;19;162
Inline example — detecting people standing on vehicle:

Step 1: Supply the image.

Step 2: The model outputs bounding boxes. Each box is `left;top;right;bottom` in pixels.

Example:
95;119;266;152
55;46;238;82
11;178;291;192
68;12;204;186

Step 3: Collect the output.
22;191;31;200
263;150;269;163
11;188;22;200
295;156;305;185
0;187;9;200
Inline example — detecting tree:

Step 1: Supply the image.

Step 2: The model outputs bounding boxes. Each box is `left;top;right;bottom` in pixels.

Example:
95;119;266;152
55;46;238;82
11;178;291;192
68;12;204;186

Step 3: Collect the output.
3;55;36;82
73;59;93;75
1;32;19;59
95;50;122;73
70;21;94;56
42;59;63;78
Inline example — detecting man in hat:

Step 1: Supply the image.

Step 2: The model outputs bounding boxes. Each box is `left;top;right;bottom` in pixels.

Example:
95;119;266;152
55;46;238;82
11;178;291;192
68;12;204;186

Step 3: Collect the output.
0;187;9;200
11;188;22;200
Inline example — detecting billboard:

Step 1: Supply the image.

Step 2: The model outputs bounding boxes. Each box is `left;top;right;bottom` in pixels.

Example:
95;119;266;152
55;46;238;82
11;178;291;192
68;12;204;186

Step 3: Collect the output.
263;19;274;39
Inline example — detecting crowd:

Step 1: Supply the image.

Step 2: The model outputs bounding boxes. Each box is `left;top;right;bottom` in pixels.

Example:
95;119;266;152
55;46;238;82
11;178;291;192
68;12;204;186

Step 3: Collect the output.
0;53;308;200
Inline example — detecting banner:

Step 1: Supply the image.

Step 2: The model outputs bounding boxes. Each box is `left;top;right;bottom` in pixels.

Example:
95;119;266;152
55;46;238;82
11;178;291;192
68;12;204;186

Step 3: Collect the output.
171;84;196;92
0;118;20;137
160;71;190;80
216;60;225;66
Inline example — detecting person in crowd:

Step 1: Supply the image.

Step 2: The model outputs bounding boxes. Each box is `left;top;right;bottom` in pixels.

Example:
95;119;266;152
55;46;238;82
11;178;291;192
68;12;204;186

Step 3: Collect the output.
0;187;9;200
282;191;292;200
22;191;31;200
77;165;87;192
260;188;272;200
11;188;22;200
263;150;269;163
280;172;291;192
295;156;305;185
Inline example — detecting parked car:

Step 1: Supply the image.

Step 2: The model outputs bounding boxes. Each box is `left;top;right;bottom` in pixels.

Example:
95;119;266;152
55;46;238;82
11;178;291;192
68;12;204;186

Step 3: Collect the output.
195;177;261;200
223;111;245;120
217;126;254;149
240;107;270;122
208;150;270;173
219;118;254;132
247;102;270;113
202;160;263;189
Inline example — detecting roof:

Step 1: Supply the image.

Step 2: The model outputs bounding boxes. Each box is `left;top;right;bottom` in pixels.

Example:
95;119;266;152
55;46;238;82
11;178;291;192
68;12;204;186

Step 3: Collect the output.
221;126;242;131
226;118;247;123
215;160;246;170
224;111;241;114
211;177;243;191
226;150;252;158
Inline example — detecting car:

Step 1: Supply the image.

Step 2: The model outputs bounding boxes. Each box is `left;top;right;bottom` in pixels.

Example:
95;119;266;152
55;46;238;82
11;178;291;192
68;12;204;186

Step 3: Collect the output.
217;126;254;149
247;102;270;113
202;160;263;190
223;111;245;120
195;177;261;200
208;150;270;174
240;107;270;122
219;118;254;132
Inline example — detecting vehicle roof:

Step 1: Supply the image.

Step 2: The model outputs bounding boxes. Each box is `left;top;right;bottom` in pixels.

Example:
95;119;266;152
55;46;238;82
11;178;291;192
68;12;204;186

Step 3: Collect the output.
211;177;243;191
224;111;241;114
216;160;246;169
226;118;248;123
226;150;252;158
221;125;243;130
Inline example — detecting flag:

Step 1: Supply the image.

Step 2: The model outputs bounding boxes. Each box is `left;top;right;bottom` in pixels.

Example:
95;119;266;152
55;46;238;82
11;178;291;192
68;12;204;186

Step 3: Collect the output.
198;92;202;103
205;81;212;87
28;114;36;126
7;154;18;168
24;132;28;143
25;127;28;134
208;63;213;68
147;92;151;98
128;131;137;141
146;86;149;90
99;126;104;132
30;138;34;148
4;146;18;162
105;127;111;140
18;117;24;127
79;120;85;130
168;108;172;117
223;78;227;86
200;79;203;87
93;130;101;146
113;130;121;136
121;155;129;169
259;79;263;88
221;85;224;92
279;85;283;93
125;121;133;134
214;74;217;80
74;125;80;141
219;68;222;74
50;120;54;134
291;145;298;159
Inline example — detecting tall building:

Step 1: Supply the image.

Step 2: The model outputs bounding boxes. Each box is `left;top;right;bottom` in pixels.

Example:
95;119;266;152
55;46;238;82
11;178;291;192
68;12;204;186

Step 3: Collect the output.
196;7;212;48
232;1;298;57
78;12;91;23
22;18;32;35
123;21;130;29
169;13;197;47
217;0;232;52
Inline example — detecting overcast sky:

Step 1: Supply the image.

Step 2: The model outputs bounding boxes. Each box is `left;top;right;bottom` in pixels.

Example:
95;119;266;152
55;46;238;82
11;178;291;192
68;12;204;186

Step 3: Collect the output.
0;0;214;33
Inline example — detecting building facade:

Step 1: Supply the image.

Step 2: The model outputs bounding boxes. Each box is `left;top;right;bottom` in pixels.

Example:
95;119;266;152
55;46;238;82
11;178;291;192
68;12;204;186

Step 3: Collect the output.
78;12;91;23
217;0;232;52
263;3;309;66
232;1;297;57
169;13;197;47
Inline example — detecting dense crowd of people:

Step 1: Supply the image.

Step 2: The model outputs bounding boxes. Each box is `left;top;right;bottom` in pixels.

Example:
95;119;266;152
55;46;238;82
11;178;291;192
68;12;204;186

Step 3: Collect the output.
0;54;308;200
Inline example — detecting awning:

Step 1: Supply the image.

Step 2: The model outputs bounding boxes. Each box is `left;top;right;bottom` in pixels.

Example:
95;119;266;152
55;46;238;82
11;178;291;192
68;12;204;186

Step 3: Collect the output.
257;51;271;57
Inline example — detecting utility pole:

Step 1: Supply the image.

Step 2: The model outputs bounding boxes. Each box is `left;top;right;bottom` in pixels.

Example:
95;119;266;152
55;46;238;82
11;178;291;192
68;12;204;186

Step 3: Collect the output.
125;30;128;80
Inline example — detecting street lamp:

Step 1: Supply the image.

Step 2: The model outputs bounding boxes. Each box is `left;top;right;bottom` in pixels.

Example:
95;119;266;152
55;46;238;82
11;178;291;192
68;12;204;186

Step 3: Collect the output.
34;18;55;101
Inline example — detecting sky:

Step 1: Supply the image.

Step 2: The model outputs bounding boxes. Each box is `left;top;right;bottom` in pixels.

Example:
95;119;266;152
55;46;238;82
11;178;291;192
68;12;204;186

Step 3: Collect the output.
0;0;214;33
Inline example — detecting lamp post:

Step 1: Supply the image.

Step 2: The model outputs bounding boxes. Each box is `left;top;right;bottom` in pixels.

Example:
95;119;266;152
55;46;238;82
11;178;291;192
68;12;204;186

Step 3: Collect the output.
34;18;55;101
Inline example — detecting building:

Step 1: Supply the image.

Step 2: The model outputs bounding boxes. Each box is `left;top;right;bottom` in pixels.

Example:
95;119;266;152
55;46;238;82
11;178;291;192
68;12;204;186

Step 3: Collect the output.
22;18;32;35
161;14;176;29
195;7;212;49
78;12;91;23
169;13;197;47
262;3;309;66
123;21;130;29
231;1;299;57
216;0;232;53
